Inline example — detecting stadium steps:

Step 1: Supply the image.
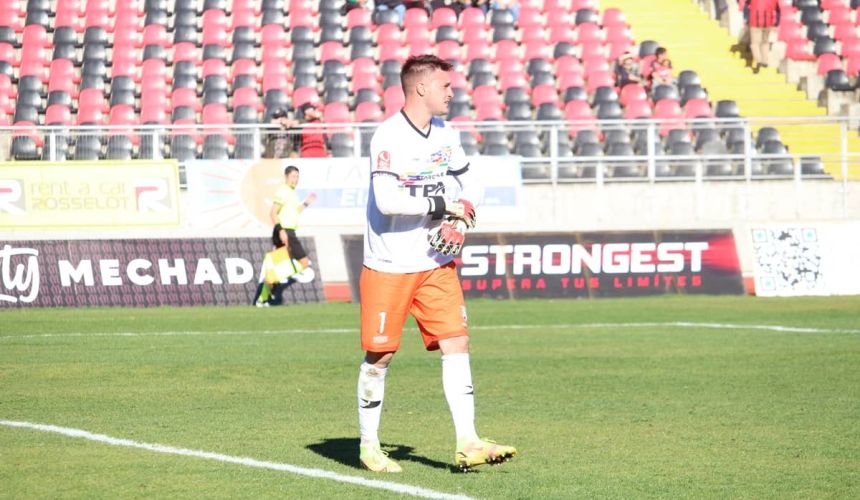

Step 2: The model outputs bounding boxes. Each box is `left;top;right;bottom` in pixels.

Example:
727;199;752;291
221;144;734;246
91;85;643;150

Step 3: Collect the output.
602;0;860;179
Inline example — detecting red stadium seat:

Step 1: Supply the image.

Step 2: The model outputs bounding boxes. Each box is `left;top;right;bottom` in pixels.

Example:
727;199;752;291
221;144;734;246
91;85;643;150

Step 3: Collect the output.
324;101;351;124
379;42;405;63
571;0;599;10
500;72;529;91
377;24;402;46
78;88;108;118
523;42;552;61
292;87;320;108
462;25;489;45
173;42;199;63
576;23;604;44
346;8;372;29
0;10;23;33
383;85;405;114
558;71;585;90
12;121;44;147
408;39;433;57
585;70;614;93
261;24;287;48
548;25;576;45
449;70;468;90
320;41;348;64
846;56;860;78
233;87;263;111
355;101;383;122
141;59;170;84
521;26;548;45
619;83;647;106
556;55;582;74
22;24;50;49
624;99;652;119
142;24;171;48
583;56;610;74
817;53;843;76
45;104;73;125
473;85;503;108
109;104;138;142
352;71;381;93
464;41;492;63
475;104;503;121
172;87;201;112
289;0;316;14
232;58;258;83
48;58;79;88
436;40;463;63
517;7;544;29
202;59;227;79
289;10;317;31
459;8;486;30
842;38;860;59
352;57;379;79
563;100;595;130
262;70;289;94
0;43;15;66
532;84;559;106
55;0;83;30
232;9;257;30
684;98;712;119
777;20;805;44
785;39;816;61
404;8;430;28
494;40;521;63
602;8;628;28
431;7;458;29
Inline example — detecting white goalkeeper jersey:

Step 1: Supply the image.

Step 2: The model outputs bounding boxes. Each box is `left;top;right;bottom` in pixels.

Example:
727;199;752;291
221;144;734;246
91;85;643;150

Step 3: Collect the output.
364;111;477;274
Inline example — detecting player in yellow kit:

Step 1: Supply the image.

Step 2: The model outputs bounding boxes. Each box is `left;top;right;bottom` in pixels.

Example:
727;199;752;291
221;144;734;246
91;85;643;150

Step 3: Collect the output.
356;55;517;472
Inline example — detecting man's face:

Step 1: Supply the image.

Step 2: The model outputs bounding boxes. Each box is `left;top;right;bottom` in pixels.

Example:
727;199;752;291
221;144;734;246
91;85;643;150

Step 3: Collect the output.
303;107;321;122
419;68;453;117
286;170;300;188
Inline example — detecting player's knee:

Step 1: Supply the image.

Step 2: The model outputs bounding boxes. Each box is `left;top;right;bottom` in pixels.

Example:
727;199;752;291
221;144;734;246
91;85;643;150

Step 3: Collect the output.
365;351;395;367
439;335;469;354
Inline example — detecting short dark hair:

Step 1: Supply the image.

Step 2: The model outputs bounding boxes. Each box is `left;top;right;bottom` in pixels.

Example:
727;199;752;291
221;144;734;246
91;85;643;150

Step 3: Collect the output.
271;108;288;119
401;54;453;92
284;165;299;176
655;47;667;57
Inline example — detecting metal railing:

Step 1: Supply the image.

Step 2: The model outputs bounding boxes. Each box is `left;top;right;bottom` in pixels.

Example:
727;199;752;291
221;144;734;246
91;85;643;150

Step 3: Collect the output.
2;116;858;185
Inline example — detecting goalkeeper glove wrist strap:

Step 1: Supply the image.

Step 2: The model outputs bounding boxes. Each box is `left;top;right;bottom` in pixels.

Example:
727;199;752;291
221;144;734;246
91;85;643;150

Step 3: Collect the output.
427;196;446;220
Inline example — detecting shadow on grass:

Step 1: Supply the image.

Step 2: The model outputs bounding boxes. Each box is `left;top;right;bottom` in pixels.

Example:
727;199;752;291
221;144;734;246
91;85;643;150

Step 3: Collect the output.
306;437;462;473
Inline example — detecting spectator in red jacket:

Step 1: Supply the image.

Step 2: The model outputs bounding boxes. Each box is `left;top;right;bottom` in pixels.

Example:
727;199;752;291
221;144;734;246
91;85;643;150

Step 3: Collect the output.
742;0;780;73
296;104;329;158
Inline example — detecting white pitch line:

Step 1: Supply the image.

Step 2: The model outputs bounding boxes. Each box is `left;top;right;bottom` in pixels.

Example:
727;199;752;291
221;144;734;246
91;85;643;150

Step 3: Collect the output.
0;420;476;500
0;322;858;341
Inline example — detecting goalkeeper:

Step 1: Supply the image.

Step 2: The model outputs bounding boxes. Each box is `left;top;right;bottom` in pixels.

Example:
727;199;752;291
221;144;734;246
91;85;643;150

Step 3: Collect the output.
255;165;316;306
355;54;516;473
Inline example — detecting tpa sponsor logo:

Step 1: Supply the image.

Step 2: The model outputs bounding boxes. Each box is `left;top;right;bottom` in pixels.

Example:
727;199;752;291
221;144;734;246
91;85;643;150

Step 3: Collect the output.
134;178;172;213
0;179;25;214
0;245;39;303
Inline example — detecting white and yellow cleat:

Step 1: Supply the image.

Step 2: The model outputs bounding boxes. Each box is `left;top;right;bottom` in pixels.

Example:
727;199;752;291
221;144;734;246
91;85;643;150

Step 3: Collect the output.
359;444;402;473
454;439;517;471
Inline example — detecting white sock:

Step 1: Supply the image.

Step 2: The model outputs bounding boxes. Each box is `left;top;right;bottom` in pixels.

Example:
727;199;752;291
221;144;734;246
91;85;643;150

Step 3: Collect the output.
357;361;387;447
441;353;479;444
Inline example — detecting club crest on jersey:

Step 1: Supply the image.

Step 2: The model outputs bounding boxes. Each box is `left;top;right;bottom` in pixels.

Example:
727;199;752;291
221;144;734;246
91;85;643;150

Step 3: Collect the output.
430;147;452;168
377;150;391;170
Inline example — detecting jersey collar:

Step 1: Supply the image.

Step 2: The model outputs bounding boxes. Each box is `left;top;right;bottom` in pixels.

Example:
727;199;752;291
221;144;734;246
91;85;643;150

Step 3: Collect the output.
400;110;431;139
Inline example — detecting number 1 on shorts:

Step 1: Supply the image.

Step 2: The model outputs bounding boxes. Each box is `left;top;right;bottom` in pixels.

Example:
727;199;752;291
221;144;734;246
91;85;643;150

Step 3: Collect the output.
378;311;386;334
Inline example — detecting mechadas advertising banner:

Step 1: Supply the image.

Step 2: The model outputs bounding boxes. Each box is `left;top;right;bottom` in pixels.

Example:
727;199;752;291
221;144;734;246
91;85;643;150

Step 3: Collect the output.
0;238;324;308
343;230;744;300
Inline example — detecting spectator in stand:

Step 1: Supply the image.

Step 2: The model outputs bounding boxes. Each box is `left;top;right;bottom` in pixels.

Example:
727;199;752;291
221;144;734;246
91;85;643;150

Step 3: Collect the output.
614;52;642;90
491;0;517;20
741;0;780;73
649;47;674;87
344;0;373;14
296;103;330;158
264;108;300;159
375;0;406;23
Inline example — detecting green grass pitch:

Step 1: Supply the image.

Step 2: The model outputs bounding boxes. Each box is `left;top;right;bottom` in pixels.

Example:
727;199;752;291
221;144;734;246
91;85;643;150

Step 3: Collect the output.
1;296;858;499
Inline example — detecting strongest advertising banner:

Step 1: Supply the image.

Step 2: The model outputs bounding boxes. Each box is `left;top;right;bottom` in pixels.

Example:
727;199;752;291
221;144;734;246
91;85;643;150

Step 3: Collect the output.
343;230;744;300
0;161;181;227
184;157;522;229
0;238;324;308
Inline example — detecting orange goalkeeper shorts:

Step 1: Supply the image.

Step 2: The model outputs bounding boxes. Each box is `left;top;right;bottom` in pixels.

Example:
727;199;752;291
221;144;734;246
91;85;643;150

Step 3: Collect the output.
359;261;468;353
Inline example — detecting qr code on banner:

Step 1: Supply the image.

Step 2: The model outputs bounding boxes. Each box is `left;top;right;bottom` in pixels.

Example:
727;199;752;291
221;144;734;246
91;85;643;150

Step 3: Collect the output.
751;228;825;296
